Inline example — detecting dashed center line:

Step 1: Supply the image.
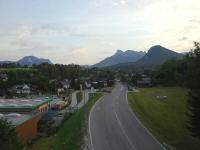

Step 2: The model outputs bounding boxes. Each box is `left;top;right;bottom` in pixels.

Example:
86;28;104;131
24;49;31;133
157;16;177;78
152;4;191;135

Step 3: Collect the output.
114;111;137;150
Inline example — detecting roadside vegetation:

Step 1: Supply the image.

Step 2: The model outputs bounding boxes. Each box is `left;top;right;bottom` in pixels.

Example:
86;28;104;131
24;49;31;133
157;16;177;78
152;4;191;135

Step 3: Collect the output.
76;91;83;104
29;93;102;150
0;118;22;150
128;87;200;150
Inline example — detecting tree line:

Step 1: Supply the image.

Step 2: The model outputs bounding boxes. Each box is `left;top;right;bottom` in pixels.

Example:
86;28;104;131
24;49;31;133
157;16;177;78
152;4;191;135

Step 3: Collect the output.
0;63;115;93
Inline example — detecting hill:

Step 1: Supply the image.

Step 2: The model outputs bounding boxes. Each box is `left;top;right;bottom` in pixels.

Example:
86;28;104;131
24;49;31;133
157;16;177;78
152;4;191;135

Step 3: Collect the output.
0;56;52;66
18;56;52;66
0;61;15;64
93;50;145;68
106;45;184;71
135;45;183;66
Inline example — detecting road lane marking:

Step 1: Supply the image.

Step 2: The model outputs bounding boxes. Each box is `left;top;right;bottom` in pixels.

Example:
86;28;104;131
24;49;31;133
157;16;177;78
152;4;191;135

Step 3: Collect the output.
89;95;105;150
114;111;137;150
125;91;166;150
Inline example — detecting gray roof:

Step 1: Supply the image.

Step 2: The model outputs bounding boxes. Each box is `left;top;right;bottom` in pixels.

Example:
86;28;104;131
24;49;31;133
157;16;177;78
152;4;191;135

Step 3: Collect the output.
0;113;35;126
0;97;52;112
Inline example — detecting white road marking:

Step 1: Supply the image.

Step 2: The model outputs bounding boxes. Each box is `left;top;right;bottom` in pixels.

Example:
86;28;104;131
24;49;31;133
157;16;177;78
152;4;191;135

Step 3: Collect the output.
89;95;105;150
125;91;166;150
114;111;137;150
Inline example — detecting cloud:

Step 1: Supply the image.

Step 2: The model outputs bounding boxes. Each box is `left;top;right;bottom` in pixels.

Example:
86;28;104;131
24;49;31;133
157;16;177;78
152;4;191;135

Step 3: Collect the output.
0;0;200;64
179;37;188;41
71;47;88;55
9;24;70;39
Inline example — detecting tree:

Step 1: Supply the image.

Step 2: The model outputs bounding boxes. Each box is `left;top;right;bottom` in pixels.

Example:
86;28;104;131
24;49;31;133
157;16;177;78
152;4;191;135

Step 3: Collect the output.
187;42;200;138
0;118;22;150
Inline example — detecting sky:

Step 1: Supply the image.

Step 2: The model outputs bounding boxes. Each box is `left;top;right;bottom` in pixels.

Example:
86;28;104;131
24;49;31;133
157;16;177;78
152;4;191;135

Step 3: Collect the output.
0;0;200;65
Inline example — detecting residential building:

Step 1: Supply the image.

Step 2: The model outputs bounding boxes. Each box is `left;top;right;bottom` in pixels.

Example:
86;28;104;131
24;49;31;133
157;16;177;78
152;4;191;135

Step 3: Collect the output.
0;73;8;82
22;85;31;94
136;76;152;87
8;84;31;95
85;81;91;89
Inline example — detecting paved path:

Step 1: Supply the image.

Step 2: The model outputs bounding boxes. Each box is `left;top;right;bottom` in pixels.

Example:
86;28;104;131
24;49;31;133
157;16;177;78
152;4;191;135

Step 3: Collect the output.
77;90;89;108
70;90;90;108
89;82;165;150
69;91;78;107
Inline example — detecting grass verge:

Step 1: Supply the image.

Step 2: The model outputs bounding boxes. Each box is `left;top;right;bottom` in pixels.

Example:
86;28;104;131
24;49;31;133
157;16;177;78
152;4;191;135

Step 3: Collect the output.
29;93;103;150
128;87;200;150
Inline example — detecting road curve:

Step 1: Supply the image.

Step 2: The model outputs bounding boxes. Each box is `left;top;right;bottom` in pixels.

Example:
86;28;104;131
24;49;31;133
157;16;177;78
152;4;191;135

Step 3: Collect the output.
89;82;165;150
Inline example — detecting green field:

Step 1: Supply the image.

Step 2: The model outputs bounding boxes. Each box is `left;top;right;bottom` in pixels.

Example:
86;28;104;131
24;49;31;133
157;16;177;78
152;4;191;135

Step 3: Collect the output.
128;87;200;150
76;91;83;104
29;93;102;150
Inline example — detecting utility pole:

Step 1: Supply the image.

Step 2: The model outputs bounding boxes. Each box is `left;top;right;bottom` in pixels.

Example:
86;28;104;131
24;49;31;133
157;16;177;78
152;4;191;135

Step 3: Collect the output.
83;86;86;105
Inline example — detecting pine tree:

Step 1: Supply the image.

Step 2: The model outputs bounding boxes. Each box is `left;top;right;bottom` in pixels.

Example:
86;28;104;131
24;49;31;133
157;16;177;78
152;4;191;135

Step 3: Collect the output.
187;42;200;138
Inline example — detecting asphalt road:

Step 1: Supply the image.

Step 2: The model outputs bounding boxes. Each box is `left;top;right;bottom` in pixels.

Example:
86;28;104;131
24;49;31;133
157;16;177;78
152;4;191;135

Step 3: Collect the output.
89;83;165;150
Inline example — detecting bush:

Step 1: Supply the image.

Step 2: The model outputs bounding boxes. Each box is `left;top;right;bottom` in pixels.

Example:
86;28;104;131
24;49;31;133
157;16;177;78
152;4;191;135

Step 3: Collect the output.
0;118;22;150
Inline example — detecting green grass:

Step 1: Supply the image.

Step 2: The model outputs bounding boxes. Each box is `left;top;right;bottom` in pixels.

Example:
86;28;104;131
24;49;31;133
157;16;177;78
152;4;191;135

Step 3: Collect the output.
76;92;83;104
29;93;103;150
128;87;200;150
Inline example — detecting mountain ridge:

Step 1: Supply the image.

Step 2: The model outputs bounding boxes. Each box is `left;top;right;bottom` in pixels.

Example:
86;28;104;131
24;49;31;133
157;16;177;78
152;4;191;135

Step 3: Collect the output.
135;45;183;66
105;45;184;71
93;50;146;68
0;56;52;66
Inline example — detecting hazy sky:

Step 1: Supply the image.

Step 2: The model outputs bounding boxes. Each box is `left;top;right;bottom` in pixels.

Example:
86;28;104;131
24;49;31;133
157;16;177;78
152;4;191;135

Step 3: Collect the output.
0;0;200;64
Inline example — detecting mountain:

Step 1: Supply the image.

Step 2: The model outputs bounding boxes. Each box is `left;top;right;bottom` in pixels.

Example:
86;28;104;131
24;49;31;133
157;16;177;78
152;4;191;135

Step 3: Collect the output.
18;56;52;66
0;56;52;66
135;45;183;66
93;50;146;68
0;61;15;64
106;45;184;71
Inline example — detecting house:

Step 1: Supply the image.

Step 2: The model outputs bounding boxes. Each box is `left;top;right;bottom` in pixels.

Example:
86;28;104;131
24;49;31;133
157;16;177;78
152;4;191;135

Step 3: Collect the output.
98;81;105;88
62;79;71;89
91;82;99;89
85;81;91;89
55;79;71;97
103;81;108;87
128;83;135;91
30;85;39;94
8;85;22;94
56;79;71;90
0;88;6;97
22;85;31;94
57;88;65;97
79;77;90;82
0;73;8;82
8;84;31;95
107;80;114;87
136;76;152;87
